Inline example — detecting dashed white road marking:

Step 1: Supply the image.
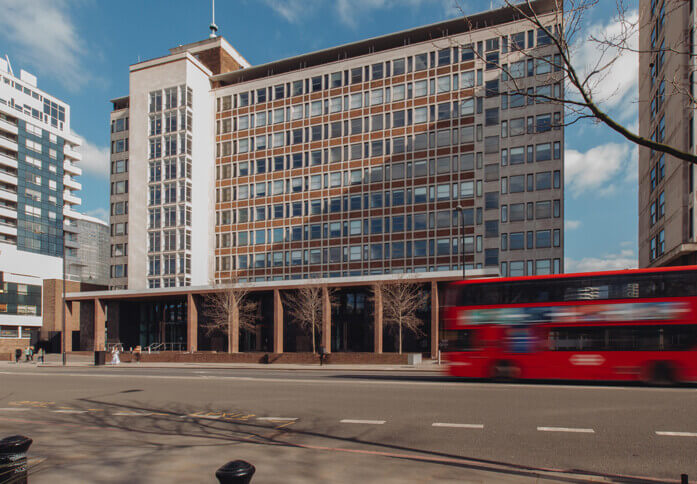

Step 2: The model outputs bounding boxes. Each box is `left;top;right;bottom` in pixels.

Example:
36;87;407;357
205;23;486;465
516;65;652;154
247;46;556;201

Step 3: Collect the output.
256;417;298;422
340;419;385;425
656;431;697;437
432;423;484;429
0;408;30;411
537;426;594;433
52;410;86;414
113;412;153;416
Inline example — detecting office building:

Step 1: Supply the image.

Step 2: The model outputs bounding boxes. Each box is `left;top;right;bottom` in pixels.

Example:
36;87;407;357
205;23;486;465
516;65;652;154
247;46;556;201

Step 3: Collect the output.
66;213;109;286
638;0;697;267
110;0;564;290
0;56;82;351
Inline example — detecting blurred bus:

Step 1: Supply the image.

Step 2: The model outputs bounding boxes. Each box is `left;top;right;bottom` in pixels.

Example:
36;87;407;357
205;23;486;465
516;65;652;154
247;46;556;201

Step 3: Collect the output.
441;266;697;384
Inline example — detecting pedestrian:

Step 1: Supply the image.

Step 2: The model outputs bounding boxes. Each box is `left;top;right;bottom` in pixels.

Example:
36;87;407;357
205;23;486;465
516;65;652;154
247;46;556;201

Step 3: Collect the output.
110;346;120;365
25;347;31;362
38;347;45;364
133;345;141;363
28;346;34;362
14;348;21;363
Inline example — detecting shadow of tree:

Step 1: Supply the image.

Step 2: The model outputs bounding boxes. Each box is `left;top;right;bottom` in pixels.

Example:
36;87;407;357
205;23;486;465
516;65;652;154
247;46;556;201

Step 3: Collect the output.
9;395;665;484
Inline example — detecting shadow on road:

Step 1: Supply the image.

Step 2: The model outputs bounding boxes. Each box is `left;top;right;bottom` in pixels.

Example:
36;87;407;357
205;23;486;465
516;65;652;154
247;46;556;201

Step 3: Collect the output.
6;395;673;484
330;373;697;389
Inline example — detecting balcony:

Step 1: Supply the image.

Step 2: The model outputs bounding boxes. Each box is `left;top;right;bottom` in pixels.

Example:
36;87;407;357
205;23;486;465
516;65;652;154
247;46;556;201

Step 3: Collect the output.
0;151;18;170
0;223;17;237
63;220;79;233
63;145;81;161
63;175;82;191
0;170;17;186
0;133;17;152
64;237;79;249
0;118;18;136
63;206;82;220
63;160;82;176
0;206;16;220
63;191;81;206
0;187;17;203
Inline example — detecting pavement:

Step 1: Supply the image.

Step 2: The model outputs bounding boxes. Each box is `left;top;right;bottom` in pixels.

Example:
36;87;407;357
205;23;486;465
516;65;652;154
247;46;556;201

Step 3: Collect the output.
0;365;695;483
6;353;444;372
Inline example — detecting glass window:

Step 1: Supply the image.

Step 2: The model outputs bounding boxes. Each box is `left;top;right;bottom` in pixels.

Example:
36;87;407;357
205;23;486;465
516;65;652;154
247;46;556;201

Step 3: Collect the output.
536;172;552;190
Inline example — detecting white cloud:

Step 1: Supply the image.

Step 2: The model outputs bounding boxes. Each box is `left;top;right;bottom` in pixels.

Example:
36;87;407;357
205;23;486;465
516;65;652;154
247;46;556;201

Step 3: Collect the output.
0;0;92;91
565;220;581;230
572;11;639;112
84;207;108;223
73;132;109;178
260;0;315;23
262;0;462;27
565;248;638;273
565;142;633;197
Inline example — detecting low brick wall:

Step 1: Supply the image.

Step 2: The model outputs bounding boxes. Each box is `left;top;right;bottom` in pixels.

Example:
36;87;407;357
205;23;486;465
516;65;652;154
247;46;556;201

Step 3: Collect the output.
114;351;410;365
0;353;11;361
0;338;30;354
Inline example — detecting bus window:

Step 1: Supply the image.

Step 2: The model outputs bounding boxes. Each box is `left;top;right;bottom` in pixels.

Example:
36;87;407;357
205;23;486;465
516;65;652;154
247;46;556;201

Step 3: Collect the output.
440;329;473;352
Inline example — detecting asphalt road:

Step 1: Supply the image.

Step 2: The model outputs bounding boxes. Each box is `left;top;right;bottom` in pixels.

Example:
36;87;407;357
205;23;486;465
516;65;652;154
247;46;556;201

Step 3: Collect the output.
0;365;695;483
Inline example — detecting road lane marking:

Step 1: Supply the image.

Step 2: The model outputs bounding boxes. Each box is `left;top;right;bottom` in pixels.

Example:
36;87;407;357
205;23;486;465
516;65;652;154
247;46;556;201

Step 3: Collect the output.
113;412;153;416
0;408;30;411
188;412;221;419
340;419;385;425
432;423;484;429
656;431;697;437
275;421;296;429
537;426;594;433
256;417;298;421
52;410;86;414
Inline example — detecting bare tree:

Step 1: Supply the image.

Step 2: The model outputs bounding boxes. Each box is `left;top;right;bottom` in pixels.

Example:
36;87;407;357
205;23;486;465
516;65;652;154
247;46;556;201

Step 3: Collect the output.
284;286;336;353
375;278;427;354
456;0;696;164
202;278;260;352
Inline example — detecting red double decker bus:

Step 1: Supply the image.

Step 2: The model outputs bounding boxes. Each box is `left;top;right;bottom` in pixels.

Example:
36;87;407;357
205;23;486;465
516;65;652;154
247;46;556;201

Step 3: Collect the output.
441;266;697;384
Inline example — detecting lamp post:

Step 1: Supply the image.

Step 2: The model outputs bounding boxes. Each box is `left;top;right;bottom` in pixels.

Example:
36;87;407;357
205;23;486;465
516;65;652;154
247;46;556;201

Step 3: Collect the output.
455;205;466;280
61;235;66;366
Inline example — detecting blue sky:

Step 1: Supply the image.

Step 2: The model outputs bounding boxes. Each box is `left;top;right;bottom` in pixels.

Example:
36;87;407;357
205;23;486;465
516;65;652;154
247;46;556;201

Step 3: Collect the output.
0;0;640;271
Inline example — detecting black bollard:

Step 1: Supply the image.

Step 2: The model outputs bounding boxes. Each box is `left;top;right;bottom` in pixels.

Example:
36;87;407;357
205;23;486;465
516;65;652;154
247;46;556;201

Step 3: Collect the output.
0;435;33;484
215;460;255;484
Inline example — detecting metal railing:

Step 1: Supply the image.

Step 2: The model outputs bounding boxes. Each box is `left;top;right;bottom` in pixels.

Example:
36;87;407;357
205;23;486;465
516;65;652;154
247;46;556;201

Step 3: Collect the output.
106;342;124;352
144;342;185;353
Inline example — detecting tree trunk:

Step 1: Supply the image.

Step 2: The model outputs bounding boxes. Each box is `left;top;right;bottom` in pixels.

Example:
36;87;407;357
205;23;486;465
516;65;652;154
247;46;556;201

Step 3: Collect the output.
398;321;403;354
311;320;316;354
227;312;233;354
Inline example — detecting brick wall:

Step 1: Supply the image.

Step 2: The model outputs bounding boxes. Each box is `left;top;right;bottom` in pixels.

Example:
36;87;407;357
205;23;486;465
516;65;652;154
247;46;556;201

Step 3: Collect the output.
194;47;243;75
114;351;410;365
0;338;30;354
42;279;106;340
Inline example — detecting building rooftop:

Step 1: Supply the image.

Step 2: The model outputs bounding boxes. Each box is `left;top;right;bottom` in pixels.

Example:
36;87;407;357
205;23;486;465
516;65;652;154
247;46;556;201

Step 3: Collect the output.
211;0;555;87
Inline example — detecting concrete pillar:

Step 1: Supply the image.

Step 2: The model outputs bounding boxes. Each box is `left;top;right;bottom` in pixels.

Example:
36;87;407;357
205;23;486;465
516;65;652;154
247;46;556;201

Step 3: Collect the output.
373;284;383;354
229;295;239;353
430;281;439;359
94;298;106;352
187;293;198;352
273;289;283;353
321;286;331;353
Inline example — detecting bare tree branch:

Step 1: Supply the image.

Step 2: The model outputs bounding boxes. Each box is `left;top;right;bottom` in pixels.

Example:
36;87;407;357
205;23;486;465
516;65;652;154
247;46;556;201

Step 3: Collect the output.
496;0;697;164
203;275;260;352
373;277;427;354
284;285;337;353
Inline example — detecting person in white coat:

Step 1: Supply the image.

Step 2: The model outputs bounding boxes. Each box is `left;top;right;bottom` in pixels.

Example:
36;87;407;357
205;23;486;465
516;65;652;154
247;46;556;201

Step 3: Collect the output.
110;346;121;365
